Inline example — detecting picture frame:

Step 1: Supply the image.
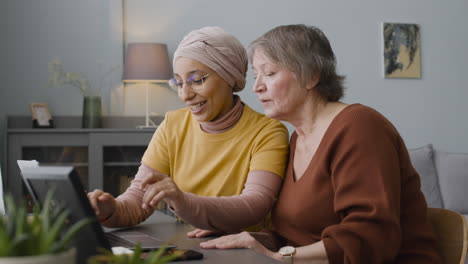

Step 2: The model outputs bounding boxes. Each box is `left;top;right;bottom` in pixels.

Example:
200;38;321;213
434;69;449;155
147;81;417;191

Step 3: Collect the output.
383;22;421;79
29;103;54;128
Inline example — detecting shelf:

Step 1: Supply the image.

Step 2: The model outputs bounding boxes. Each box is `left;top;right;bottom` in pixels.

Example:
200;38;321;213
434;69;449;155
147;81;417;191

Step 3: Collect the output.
40;162;89;167
103;162;141;167
7;115;162;131
103;146;146;163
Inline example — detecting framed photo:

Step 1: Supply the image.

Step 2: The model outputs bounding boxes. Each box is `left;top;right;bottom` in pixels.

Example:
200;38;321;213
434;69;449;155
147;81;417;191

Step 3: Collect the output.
383;23;421;78
29;103;54;128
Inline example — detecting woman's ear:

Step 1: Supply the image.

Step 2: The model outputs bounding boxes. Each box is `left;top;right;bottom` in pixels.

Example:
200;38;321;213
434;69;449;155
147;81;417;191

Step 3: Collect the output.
306;74;320;90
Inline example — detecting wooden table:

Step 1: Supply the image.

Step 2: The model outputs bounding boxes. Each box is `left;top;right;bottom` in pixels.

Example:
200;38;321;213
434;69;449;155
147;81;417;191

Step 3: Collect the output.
111;211;281;263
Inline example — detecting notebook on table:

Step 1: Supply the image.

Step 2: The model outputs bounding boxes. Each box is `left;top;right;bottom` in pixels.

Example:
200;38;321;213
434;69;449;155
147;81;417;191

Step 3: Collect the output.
17;162;175;263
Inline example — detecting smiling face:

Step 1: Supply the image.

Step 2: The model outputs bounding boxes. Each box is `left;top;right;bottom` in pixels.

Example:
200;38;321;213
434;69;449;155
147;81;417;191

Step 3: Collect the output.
174;57;234;122
252;49;308;122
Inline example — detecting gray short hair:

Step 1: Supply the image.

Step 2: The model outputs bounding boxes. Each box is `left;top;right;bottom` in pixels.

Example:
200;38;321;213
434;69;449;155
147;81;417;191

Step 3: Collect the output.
248;24;345;101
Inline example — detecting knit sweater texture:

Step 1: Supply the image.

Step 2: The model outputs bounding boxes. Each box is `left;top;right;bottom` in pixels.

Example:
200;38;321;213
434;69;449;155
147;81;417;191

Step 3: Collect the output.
272;104;441;263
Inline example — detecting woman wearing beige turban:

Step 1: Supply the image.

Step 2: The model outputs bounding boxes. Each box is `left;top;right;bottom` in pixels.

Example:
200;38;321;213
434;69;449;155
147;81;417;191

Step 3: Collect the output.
87;27;289;235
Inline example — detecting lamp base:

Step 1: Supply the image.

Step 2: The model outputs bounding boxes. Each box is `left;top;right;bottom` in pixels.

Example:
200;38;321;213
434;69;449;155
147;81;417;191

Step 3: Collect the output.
136;82;159;129
137;114;158;129
137;125;157;129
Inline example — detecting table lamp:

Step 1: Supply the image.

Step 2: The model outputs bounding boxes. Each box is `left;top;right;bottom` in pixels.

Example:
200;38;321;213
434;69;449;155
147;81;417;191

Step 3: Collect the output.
122;43;172;128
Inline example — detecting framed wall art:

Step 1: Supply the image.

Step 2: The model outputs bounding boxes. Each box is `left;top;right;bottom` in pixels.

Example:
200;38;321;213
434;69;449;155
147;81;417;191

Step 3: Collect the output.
383;23;421;78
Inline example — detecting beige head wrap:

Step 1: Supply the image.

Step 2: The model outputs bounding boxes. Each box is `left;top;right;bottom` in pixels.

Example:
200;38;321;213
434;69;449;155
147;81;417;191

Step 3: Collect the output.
173;27;247;92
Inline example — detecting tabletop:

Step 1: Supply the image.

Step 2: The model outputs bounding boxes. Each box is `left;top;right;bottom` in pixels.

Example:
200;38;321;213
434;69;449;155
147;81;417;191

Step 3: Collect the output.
108;211;281;264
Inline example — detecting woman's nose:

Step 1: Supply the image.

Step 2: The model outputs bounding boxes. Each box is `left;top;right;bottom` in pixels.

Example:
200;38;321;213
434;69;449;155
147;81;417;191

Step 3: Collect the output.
178;83;195;101
252;76;265;93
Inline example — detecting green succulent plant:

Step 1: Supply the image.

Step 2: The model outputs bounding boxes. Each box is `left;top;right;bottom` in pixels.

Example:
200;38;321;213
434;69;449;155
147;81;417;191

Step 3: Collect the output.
0;191;92;257
87;244;176;264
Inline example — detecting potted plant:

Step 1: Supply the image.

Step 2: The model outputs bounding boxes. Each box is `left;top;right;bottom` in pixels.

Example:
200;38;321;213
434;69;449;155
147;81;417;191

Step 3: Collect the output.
0;191;91;264
87;244;176;264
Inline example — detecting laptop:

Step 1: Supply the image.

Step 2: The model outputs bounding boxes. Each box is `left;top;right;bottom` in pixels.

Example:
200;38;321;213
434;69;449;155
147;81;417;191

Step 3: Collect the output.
19;164;175;263
0;164;4;215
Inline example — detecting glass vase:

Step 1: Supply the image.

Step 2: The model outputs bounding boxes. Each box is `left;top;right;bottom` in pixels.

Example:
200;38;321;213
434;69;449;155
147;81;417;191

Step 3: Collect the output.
82;96;102;128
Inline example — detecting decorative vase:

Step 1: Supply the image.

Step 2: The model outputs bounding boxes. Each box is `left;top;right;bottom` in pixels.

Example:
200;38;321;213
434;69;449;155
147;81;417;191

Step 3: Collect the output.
0;248;76;264
82;96;102;128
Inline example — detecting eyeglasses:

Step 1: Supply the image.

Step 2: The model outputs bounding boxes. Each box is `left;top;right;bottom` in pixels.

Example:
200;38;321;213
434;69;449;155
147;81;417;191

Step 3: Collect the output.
168;73;210;90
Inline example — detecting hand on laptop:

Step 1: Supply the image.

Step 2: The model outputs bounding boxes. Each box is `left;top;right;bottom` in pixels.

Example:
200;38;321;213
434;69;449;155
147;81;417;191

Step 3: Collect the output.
87;189;116;222
187;228;223;238
140;171;185;211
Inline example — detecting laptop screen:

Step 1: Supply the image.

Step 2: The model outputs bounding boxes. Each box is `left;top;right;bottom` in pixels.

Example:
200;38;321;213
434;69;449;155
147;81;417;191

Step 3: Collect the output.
20;166;111;263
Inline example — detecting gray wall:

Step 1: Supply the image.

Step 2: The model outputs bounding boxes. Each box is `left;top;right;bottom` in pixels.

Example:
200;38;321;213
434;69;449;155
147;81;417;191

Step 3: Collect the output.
1;0;124;116
0;1;7;175
124;0;468;152
0;0;124;175
2;0;468;175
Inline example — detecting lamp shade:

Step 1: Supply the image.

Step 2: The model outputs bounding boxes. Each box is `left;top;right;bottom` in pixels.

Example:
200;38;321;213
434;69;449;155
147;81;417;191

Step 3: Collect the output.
122;43;172;82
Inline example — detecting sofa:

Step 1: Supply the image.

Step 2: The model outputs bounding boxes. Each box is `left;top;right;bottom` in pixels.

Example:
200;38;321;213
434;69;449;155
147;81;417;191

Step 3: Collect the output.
409;144;468;221
409;144;468;263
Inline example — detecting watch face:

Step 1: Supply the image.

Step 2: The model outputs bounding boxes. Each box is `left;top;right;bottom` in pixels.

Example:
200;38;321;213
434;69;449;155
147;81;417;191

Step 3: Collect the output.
279;246;295;256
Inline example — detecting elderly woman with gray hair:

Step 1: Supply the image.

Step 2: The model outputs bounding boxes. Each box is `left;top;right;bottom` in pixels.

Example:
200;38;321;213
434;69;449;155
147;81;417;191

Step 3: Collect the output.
87;27;289;235
200;24;441;263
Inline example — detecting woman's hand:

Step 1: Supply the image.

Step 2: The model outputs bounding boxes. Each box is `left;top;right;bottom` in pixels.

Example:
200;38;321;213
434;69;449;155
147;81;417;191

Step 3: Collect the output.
187;228;225;238
87;189;116;222
140;171;185;210
200;232;282;261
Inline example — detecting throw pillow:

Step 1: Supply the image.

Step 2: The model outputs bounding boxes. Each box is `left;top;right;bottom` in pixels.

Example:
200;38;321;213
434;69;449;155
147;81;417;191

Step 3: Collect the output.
434;150;468;214
408;144;444;208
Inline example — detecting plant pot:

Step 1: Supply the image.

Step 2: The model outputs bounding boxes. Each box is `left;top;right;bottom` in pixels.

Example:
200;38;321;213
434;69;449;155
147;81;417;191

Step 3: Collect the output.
82;96;102;128
0;248;76;264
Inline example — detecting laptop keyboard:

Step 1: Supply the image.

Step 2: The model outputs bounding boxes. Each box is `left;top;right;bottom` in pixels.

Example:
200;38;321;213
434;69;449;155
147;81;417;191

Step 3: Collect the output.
105;233;134;248
105;232;174;251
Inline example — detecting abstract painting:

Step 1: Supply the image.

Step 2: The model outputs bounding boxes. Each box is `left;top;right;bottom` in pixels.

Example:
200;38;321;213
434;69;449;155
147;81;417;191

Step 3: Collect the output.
383;23;421;78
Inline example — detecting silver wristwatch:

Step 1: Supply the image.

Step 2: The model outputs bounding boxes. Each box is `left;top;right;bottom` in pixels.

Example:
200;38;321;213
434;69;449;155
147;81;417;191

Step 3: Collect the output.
278;246;296;264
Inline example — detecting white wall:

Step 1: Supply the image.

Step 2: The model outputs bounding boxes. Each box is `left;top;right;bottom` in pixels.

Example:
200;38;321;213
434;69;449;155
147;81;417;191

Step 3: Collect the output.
1;0;468;169
125;0;468;151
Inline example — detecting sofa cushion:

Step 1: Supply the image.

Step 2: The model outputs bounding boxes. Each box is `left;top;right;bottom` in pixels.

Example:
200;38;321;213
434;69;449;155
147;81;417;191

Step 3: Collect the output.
434;150;468;214
408;144;444;208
